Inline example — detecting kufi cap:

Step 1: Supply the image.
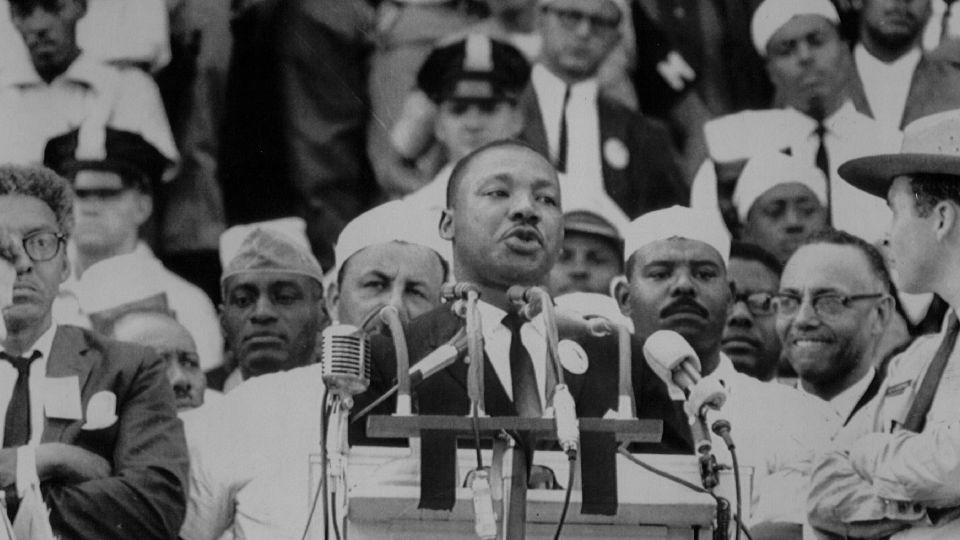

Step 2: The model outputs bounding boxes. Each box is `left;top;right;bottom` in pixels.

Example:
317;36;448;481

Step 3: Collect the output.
840;109;960;198
733;152;828;222
334;200;452;278
623;205;731;265
79;254;169;315
417;34;531;104
704;109;810;163
43;127;170;191
750;0;839;56
562;191;629;250
219;217;311;269
221;227;325;288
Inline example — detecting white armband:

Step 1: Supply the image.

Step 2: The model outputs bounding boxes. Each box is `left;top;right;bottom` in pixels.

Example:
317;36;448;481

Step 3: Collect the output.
15;445;38;499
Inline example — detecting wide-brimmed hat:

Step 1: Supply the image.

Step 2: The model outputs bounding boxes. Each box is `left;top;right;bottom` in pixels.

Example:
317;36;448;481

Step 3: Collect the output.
839;109;960;198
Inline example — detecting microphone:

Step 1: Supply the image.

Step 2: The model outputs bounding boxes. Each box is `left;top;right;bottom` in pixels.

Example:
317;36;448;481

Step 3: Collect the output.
442;281;481;301
508;286;614;338
320;324;371;401
378;305;412;415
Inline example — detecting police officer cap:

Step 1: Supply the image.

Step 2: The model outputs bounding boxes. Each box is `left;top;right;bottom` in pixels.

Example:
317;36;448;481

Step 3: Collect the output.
417;34;530;104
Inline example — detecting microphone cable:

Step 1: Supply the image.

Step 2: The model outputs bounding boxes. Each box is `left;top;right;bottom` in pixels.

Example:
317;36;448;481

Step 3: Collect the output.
712;419;750;540
301;386;332;540
552;452;576;540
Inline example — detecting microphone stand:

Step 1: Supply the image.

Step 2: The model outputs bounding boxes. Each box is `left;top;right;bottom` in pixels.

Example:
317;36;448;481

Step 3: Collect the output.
326;392;352;540
379;306;411;416
617;324;636;419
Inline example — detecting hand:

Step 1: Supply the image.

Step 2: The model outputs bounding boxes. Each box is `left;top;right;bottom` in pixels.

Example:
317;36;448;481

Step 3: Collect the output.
36;443;112;484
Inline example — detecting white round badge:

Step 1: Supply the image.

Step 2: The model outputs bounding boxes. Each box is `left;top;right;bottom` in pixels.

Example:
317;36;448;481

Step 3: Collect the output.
557;339;589;375
603;138;629;170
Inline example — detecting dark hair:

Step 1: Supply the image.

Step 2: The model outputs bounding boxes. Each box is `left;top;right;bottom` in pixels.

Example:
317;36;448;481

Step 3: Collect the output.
801;229;892;292
910;173;960;217
0;165;74;237
336;243;450;288
444;139;550;208
729;241;782;276
9;0;84;14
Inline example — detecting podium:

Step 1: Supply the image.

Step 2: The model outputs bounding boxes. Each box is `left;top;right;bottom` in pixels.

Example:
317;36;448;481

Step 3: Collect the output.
347;445;751;539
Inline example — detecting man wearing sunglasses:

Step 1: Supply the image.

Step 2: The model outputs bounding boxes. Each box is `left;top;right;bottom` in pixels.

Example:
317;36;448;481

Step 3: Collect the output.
0;164;187;538
775;229;894;429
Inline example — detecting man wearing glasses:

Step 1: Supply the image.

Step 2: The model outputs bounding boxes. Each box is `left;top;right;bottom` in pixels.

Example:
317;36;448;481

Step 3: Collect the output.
0;164;188;538
774;229;894;430
521;0;686;218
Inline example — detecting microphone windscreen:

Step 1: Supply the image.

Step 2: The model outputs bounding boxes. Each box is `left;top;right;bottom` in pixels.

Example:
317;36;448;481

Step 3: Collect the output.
642;330;701;386
320;324;371;396
506;285;528;305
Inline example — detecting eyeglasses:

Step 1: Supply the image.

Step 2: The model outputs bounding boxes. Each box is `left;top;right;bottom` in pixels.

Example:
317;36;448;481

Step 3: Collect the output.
732;291;776;316
543;6;621;33
22;231;65;262
73;187;130;200
772;292;886;318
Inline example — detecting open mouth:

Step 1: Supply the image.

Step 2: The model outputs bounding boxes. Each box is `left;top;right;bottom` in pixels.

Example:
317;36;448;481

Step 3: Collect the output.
503;227;543;253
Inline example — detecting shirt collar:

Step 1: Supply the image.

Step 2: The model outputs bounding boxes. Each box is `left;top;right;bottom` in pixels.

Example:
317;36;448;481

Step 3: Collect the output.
797;367;876;420
786;99;859;133
475;299;546;338
854;43;922;77
531;63;599;99
0;52;106;91
3;321;58;360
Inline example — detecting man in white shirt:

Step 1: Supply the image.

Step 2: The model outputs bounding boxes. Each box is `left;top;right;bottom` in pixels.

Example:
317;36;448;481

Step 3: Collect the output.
0;0;178;169
43;127;223;373
850;0;960;129
775;229;894;430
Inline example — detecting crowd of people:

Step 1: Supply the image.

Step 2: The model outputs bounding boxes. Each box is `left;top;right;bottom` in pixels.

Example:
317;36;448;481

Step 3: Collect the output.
2;0;960;538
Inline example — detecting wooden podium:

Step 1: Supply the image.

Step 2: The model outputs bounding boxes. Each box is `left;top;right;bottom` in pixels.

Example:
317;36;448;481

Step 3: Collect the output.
347;445;750;539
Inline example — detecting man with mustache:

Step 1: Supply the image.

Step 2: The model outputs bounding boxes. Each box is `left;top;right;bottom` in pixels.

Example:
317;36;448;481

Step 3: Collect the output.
776;229;894;431
614;205;834;529
849;0;960;129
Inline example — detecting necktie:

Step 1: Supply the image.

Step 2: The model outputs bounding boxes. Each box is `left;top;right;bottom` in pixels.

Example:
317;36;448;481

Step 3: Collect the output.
814;121;832;227
502;313;541;418
943;0;956;45
556;85;571;173
3;351;40;448
902;314;960;432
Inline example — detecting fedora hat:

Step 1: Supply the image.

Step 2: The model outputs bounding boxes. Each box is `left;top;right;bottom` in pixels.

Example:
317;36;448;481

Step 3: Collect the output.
839;109;960;198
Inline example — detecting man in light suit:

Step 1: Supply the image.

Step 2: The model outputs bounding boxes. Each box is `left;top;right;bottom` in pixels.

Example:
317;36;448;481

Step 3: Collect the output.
520;0;687;218
0;165;187;538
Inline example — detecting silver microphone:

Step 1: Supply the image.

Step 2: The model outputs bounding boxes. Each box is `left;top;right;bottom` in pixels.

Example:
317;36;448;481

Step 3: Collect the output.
320;324;371;399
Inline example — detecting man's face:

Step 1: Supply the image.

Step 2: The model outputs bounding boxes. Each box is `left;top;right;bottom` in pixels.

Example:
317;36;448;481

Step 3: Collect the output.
220;273;325;379
861;0;931;50
10;0;84;75
538;0;621;81
765;15;849;115
331;242;446;331
441;145;563;287
742;183;828;263
886;176;939;293
112;314;204;411
776;243;887;388
435;99;523;162
0;194;69;334
619;238;731;355
722;258;781;380
72;170;150;256
548;231;621;295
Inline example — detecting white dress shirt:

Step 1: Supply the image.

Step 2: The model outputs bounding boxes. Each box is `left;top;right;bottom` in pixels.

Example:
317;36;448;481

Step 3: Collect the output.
530;64;605;193
476;300;548;409
797;368;876;430
854;44;922;129
0;323;58;446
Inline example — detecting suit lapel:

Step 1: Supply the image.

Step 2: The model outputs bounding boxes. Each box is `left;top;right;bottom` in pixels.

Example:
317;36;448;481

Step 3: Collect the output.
847;61;873;120
42;326;92;443
519;85;550;157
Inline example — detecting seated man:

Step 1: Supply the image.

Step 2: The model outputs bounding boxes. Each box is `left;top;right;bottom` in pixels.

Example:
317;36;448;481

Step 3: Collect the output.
722;241;783;382
0;164;187;538
43;126;223;373
0;0;177;168
112;311;213;412
548;192;628;296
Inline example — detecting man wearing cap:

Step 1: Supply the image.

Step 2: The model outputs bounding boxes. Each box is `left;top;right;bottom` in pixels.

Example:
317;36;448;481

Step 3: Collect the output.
218;227;328;384
42;126;224;375
0;164;187;539
691;0;902;245
327;199;450;332
735;152;830;264
807;110;960;538
520;0;687;218
548;193;628;296
849;0;960;129
614;205;834;528
401;34;530;211
0;0;177;168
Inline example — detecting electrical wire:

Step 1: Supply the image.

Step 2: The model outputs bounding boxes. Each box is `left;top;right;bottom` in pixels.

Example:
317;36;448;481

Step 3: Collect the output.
552;454;576;540
331;491;342;540
471;401;483;469
301;387;331;540
731;445;743;540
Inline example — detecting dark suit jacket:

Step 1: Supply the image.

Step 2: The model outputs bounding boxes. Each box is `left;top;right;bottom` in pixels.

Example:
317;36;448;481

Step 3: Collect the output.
518;84;689;219
849;53;960;129
35;326;188;539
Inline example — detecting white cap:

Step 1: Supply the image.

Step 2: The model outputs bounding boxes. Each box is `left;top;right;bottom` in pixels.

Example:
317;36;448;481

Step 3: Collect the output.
750;0;839;56
623;205;731;265
538;0;629;19
704;109;810;163
561;185;630;241
333;199;452;278
733;152;828;222
79;253;168;314
219;217;311;270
